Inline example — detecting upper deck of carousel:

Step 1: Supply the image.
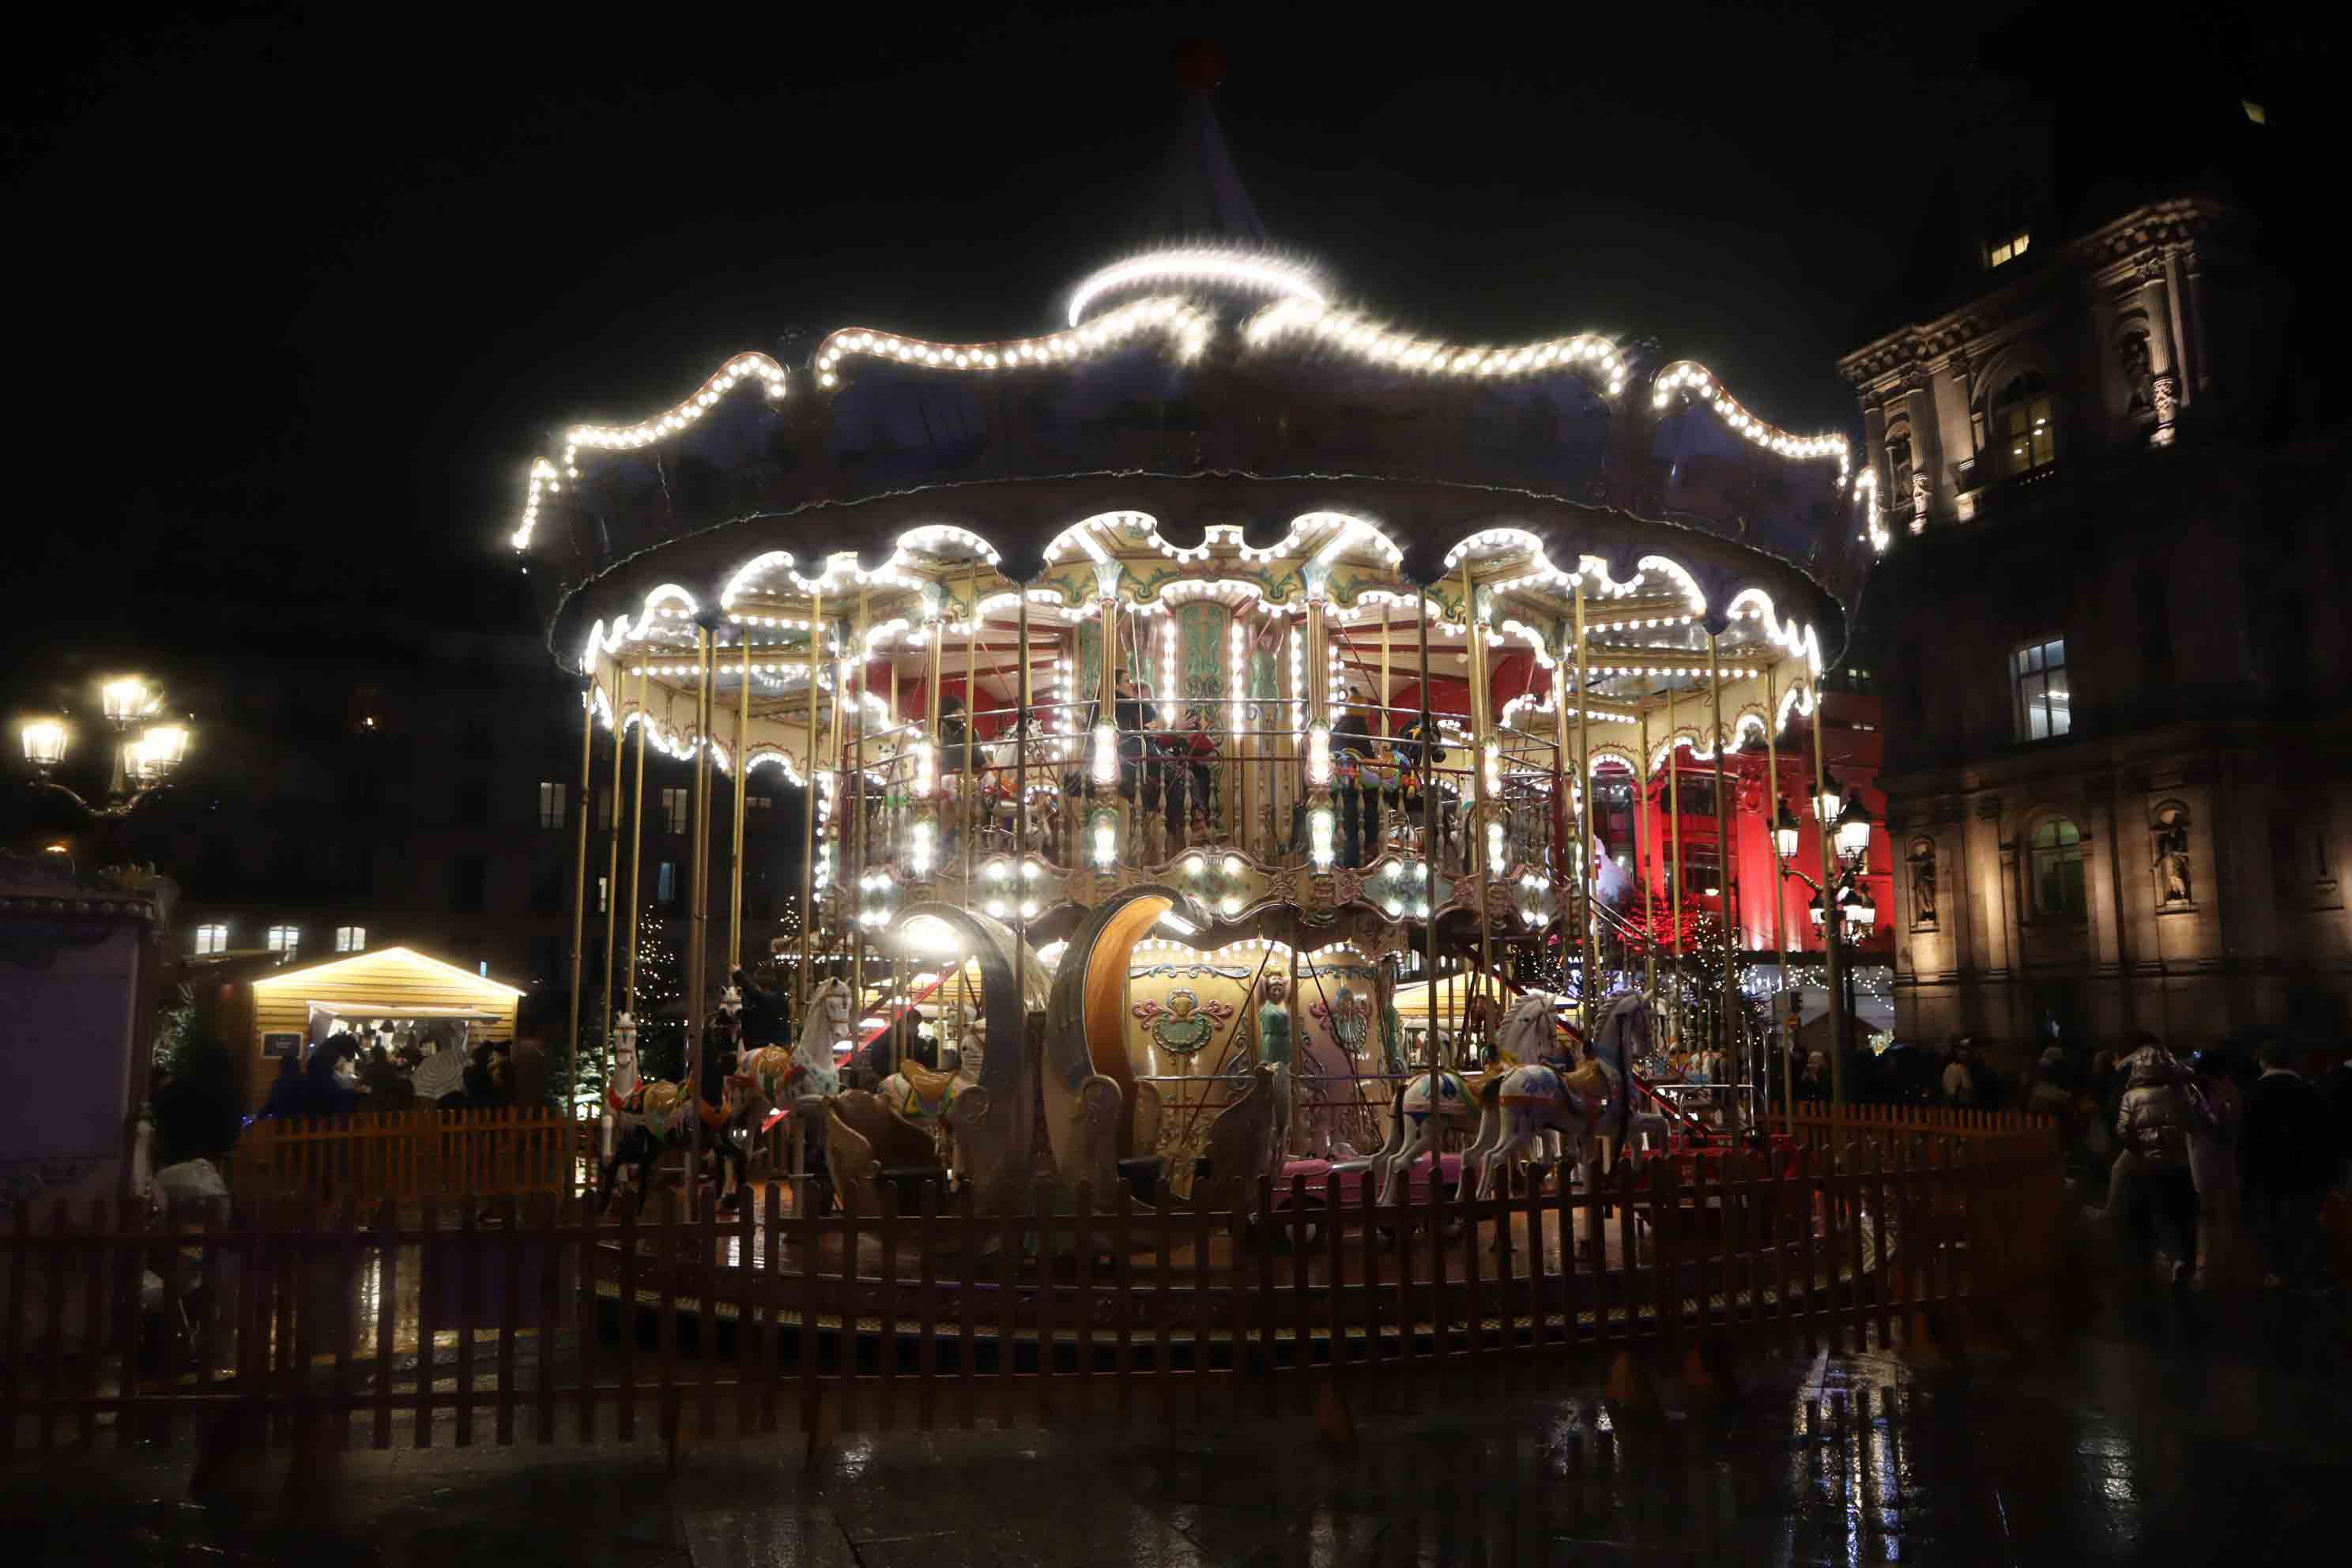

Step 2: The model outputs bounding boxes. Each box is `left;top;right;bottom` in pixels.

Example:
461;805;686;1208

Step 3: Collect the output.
508;85;1881;677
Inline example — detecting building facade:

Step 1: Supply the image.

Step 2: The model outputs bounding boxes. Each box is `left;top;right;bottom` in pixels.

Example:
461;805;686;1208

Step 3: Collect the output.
1843;190;2350;1056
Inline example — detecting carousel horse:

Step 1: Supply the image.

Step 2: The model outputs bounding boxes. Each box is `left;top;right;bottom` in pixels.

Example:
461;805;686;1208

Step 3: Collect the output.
1370;1065;1481;1205
597;1011;744;1213
1461;992;1610;1198
719;975;854;1192
1587;990;1669;1159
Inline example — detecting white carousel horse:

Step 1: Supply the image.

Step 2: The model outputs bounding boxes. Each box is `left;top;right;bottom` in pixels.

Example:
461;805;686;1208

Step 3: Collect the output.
1588;990;1669;1158
1461;992;1610;1198
1370;1067;1479;1204
597;1009;734;1212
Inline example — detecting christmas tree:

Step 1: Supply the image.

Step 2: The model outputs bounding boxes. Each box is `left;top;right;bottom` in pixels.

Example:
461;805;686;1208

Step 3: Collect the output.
629;919;688;1084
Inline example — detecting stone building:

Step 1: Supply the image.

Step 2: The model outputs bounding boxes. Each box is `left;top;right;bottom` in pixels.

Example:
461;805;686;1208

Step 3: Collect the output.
1840;75;2348;1056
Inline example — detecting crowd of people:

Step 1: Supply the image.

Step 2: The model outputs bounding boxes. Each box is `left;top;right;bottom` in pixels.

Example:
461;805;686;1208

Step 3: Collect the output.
255;1027;550;1119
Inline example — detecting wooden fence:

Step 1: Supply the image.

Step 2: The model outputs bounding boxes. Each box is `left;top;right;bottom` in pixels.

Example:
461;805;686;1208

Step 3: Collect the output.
233;1109;580;1204
6;1110;2059;1457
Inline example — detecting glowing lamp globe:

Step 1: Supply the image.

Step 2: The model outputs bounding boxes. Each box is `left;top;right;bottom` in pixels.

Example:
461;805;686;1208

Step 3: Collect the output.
1834;798;1873;865
1773;802;1802;861
21;718;69;768
139;723;190;772
100;677;151;724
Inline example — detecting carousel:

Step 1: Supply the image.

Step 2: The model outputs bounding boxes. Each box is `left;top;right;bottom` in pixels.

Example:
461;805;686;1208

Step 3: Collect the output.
511;106;1882;1323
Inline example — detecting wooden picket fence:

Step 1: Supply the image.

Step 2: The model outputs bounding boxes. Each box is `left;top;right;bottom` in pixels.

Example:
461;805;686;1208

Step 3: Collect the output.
4;1110;2060;1456
233;1109;582;1204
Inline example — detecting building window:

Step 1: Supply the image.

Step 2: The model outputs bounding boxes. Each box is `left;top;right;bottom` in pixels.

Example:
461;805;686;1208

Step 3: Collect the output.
193;922;228;956
662;786;688;833
537;781;566;829
1988;231;2030;267
597;875;609;915
1885;432;1913;508
748;793;773;811
456;778;489;826
596;786;613;833
1680;855;1721;898
656;861;679;910
2029;817;2088;922
1992;372;2056;475
334;925;366;953
266;925;301;956
2012;638;2071;741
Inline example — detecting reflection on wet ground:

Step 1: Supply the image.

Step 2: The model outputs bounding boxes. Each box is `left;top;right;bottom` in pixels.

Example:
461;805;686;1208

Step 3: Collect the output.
4;1209;2346;1566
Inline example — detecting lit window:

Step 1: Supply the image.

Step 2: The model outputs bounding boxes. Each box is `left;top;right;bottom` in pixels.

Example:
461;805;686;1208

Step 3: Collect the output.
656;861;679;908
748;793;773;811
597;875;609;915
193;923;228;956
335;925;366;953
1988;231;2031;267
537;781;566;829
2030;817;2087;920
266;925;301;956
663;787;688;833
1992;372;2056;475
2011;638;2071;741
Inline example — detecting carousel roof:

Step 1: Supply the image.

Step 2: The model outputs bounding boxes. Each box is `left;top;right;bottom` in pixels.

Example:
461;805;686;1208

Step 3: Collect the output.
511;91;1880;753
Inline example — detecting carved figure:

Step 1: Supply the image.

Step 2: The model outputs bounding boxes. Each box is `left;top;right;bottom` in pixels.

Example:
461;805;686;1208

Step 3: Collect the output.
2154;816;2192;904
1909;840;1939;927
1369;1068;1478;1204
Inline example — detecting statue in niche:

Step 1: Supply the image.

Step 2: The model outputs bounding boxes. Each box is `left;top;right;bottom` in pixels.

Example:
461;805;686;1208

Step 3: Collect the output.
1907;839;1939;929
2153;811;2192;905
2119;333;2155;418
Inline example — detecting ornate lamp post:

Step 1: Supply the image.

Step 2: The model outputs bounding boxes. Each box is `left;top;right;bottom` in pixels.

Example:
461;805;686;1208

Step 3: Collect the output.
17;675;195;819
1785;782;1879;1087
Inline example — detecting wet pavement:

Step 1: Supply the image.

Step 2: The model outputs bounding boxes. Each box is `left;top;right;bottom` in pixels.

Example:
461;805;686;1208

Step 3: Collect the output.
2;1206;2346;1566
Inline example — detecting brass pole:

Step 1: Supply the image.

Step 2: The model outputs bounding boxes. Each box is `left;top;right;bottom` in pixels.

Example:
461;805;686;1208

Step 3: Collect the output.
624;664;648;1013
1668;681;1683;1051
1419;586;1438;1120
1810;682;1845;1110
799;591;821;1008
599;662;624;1070
565;677;593;1193
1638;703;1656;1013
960;575;978;887
1014;592;1030;1052
687;620;716;1206
1550;627;1571;1003
1461;563;1491;1033
1764;663;1792;1124
1706;631;1736;1118
1574;579;1593;1026
730;632;750;981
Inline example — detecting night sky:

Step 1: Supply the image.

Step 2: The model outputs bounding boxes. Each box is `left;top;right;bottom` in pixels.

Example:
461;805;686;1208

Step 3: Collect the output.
2;3;2295;685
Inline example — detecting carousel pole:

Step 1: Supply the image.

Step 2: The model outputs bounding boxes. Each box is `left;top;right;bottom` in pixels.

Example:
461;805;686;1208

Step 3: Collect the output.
1462;560;1493;1038
1765;664;1793;1125
730;632;750;981
1550;634;1571;1001
1706;632;1736;1121
850;590;869;1020
565;675;594;1194
959;573;978;887
799;589;821;1008
1574;579;1593;1026
1810;684;1846;1111
1013;593;1031;1065
1637;703;1657;1016
1418;587;1438;1111
624;665;649;1015
1668;681;1683;1052
688;616;718;1209
599;662;625;1067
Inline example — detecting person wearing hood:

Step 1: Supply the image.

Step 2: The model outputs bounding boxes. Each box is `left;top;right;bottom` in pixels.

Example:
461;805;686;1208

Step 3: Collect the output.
2115;1042;2207;1285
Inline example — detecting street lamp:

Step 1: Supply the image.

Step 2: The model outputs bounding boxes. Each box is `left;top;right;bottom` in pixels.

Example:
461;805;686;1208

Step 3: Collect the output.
17;676;194;819
1813;768;1842;828
1773;800;1803;862
1834;792;1874;867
